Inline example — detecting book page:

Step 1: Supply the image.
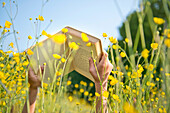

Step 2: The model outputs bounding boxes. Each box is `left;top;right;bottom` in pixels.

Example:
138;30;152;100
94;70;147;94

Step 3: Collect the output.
27;37;74;83
67;34;103;82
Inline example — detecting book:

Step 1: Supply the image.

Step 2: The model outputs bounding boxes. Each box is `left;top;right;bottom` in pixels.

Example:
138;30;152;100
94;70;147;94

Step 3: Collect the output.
27;26;103;83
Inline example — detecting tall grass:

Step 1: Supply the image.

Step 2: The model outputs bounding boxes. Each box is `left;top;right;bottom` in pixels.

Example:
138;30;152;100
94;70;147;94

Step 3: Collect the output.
0;0;169;113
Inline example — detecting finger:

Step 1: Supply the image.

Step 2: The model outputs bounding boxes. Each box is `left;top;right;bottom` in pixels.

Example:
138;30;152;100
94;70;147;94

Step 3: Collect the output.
28;67;35;77
37;65;44;77
89;57;95;70
98;52;108;68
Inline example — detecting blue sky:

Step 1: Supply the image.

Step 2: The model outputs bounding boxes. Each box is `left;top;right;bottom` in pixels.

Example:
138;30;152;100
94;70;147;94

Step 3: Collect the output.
0;0;140;51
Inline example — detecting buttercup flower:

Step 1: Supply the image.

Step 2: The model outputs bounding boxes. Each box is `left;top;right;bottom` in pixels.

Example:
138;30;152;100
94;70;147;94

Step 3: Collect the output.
86;42;92;47
151;43;158;50
141;49;149;59
109;37;117;43
28;35;32;39
153;17;165;25
81;33;89;42
125;38;129;43
164;29;170;38
103;33;107;37
42;30;47;36
2;2;5;7
67;81;71;85
61;28;68;33
95;92;100;97
5;21;12;28
74;84;79;88
112;45;117;49
38;15;44;21
69;42;79;50
9;42;14;48
27;49;34;55
103;91;109;98
84;91;89;96
164;39;170;47
51;34;67;44
53;54;61;59
68;96;73;102
120;52;126;57
61;58;66;63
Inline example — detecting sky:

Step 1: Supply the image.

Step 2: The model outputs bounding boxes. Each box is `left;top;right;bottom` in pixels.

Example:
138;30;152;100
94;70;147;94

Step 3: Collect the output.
0;0;140;52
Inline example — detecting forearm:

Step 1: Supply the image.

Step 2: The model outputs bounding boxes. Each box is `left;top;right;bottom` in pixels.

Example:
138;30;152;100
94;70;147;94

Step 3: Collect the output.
95;82;108;113
22;87;38;113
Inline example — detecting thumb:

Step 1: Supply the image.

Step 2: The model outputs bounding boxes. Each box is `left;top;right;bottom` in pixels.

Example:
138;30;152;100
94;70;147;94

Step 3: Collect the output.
89;57;95;70
37;65;44;77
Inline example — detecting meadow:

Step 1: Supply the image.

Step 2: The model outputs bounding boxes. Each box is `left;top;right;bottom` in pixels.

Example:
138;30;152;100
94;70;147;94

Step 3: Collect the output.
0;0;170;113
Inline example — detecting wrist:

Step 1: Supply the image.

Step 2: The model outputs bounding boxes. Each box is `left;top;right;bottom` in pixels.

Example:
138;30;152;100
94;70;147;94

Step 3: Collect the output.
95;82;108;93
29;86;38;91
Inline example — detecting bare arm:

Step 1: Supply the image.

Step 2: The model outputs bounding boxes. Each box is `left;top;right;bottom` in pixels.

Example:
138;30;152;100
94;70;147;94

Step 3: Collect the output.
89;52;113;113
22;66;44;113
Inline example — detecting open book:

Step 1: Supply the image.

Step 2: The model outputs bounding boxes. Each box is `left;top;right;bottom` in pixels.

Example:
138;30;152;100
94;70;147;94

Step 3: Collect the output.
27;26;103;83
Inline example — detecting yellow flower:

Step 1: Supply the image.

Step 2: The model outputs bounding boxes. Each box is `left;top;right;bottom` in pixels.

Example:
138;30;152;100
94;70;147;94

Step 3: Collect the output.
38;15;44;21
76;102;80;105
125;38;129;43
22;61;29;66
27;49;34;55
61;58;66;63
164;39;170;47
3;29;7;34
67;81;71;85
2;2;5;7
95;92;100;97
164;29;170;38
89;82;93;87
151;43;158;50
125;65;128;70
149;64;154;71
0;25;3;29
61;28;68;33
5;21;12;28
156;78;159;81
28;35;32;39
81;33;89;42
102;33;107;37
42;30;47;36
51;34;67;44
9;42;14;48
53;54;61;59
68;96;73;102
123;102;137;113
153;17;165;25
120;52;126;57
141;49;149;59
80;88;84;93
84;91;89;96
74;84;79;88
103;91;109;98
86;42;92;47
112;45;117;49
110;78;118;86
21;91;26;94
0;64;4;67
109;37;117;43
56;71;61;76
38;109;41;113
29;18;32;20
112;94;119;101
69;42;79;50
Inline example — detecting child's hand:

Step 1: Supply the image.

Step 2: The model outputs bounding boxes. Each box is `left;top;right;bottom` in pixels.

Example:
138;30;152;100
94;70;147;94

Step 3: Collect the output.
28;66;44;89
89;52;113;85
